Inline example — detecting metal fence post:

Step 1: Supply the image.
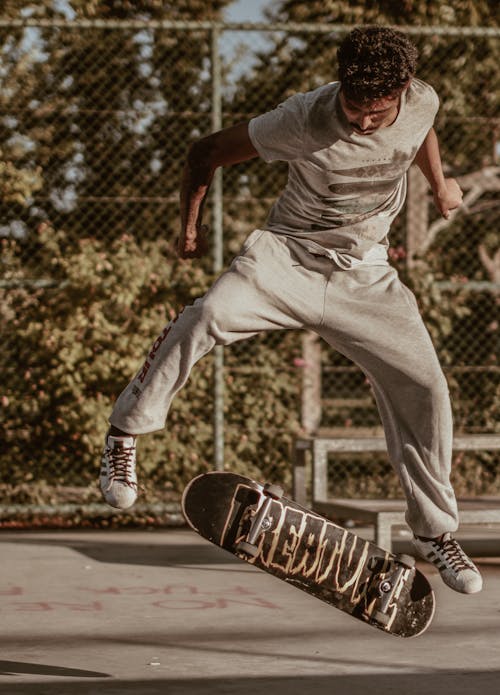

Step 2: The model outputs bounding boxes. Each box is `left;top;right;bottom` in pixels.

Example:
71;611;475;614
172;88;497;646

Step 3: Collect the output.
211;24;224;470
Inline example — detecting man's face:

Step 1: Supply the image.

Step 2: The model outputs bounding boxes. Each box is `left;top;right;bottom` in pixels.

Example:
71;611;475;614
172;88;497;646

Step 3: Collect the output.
338;90;402;136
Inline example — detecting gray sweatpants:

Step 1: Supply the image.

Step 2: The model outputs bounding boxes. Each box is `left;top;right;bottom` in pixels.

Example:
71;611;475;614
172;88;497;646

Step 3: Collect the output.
110;229;459;538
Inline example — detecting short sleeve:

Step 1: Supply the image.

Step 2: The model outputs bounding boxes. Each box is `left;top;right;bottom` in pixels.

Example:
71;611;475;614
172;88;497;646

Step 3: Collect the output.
426;84;440;122
248;93;307;162
409;79;440;128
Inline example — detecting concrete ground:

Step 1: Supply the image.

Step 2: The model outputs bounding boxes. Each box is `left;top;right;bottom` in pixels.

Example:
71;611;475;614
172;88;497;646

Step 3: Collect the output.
0;526;499;695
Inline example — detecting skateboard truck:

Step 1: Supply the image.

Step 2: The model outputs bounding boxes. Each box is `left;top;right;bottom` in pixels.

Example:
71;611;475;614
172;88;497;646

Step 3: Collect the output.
373;554;416;625
235;483;284;558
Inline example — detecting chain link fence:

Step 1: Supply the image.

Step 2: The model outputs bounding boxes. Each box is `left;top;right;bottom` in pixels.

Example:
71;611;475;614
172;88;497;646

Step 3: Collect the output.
1;19;499;511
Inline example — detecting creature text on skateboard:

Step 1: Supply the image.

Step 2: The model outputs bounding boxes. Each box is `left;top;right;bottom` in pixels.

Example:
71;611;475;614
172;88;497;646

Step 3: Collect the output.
182;471;435;637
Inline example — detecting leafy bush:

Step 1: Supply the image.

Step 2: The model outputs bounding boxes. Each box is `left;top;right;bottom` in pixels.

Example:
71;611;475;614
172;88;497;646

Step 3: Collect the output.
1;224;212;495
1;223;302;502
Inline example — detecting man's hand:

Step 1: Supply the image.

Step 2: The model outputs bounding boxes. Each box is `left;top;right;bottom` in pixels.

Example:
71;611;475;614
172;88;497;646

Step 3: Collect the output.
178;223;210;259
434;177;463;219
415;130;464;220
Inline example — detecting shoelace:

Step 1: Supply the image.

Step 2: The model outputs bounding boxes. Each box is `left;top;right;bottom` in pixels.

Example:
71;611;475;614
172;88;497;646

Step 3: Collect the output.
433;537;476;572
106;445;137;490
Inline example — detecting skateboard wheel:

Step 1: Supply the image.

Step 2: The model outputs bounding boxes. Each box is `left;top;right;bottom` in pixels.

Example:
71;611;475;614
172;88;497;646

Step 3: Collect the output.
395;553;416;569
263;483;284;499
235;540;260;558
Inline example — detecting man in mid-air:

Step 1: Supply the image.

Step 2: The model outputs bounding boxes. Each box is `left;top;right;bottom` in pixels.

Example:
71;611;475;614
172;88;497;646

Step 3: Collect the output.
100;26;482;595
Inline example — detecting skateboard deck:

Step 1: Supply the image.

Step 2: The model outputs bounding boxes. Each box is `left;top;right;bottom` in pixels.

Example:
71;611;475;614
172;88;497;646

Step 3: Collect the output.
182;471;436;638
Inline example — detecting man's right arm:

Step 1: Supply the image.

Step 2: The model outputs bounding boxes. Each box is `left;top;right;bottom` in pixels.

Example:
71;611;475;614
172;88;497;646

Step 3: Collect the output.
179;122;259;258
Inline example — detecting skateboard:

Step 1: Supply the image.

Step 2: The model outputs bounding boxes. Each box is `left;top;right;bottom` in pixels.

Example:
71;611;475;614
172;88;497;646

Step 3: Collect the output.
182;471;435;638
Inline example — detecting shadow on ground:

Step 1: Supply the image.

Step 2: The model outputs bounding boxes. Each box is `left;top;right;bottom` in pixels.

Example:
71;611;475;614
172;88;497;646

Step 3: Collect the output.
0;661;109;679
1;671;496;695
0;531;238;568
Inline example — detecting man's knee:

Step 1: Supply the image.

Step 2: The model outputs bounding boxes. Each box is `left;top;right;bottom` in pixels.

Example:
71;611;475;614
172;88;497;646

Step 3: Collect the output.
415;367;451;419
182;292;233;342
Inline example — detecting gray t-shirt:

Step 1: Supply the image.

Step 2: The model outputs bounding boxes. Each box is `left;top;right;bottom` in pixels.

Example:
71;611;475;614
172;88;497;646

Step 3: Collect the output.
248;78;438;268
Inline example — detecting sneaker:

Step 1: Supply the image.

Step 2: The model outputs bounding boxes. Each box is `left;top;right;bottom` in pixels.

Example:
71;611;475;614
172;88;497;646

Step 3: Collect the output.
100;433;138;509
412;533;483;594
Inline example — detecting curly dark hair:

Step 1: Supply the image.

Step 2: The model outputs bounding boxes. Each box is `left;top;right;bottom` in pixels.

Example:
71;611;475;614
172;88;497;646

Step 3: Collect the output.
337;26;419;102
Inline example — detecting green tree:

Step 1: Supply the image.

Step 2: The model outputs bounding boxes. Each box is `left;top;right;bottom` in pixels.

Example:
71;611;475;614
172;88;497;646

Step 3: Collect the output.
0;0;231;255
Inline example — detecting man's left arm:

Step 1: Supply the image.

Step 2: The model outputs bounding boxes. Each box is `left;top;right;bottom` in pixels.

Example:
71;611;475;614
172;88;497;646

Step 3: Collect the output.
414;127;463;219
